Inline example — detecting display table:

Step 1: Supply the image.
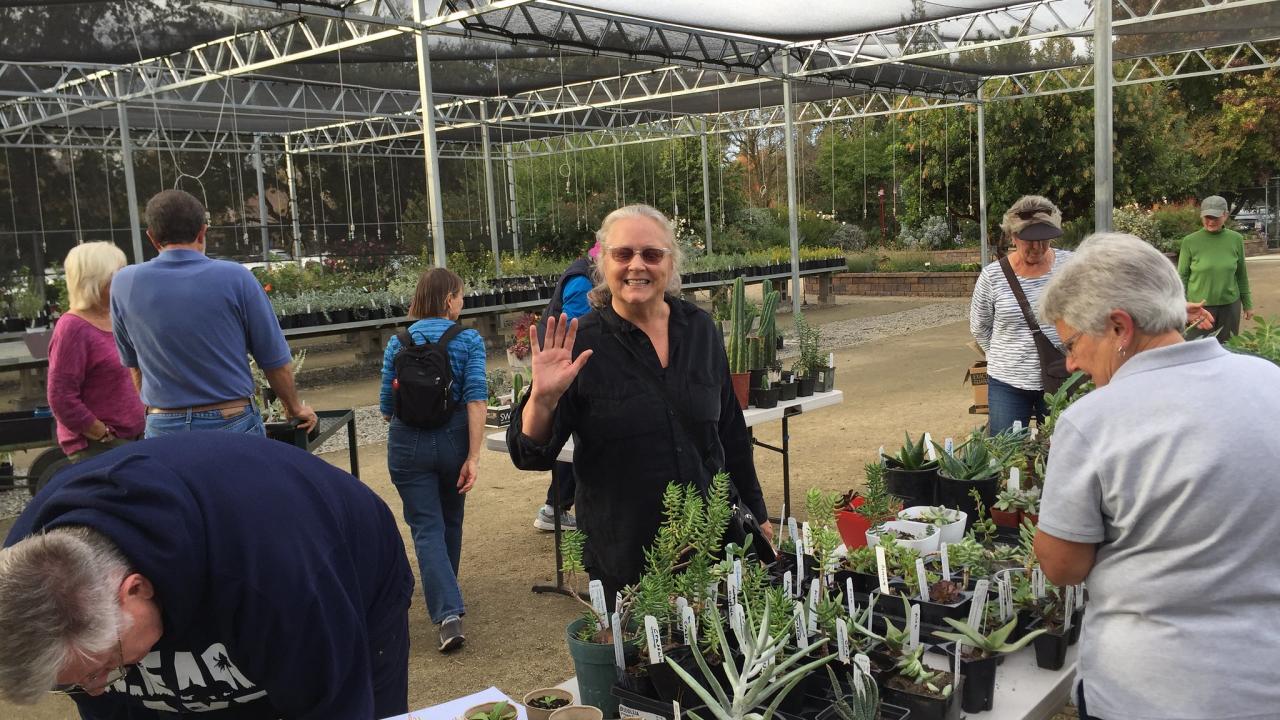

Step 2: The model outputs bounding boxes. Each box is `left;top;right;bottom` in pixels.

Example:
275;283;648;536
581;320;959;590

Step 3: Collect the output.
381;686;528;720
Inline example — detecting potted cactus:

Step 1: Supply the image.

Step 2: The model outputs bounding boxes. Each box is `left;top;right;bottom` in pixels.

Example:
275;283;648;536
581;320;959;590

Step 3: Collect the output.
726;276;751;409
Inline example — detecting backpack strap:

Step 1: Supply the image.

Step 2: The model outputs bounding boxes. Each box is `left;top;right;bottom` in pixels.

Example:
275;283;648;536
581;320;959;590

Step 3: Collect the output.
396;329;416;349
432;323;465;349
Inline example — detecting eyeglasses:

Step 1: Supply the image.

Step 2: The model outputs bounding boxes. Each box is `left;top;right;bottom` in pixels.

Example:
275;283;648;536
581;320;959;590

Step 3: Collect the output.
1015;208;1051;220
605;245;672;265
1061;330;1084;357
50;635;132;696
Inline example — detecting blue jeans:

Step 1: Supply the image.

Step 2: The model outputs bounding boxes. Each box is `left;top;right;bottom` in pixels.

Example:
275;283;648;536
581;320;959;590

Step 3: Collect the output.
387;410;468;624
986;376;1047;435
144;402;265;438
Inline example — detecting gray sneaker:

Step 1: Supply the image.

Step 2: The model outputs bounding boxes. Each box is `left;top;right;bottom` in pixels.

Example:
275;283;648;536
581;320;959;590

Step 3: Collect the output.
533;504;577;531
439;616;465;653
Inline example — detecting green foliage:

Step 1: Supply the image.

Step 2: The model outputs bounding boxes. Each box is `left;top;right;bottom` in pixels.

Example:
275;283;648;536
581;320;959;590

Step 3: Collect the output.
845;253;878;273
893;646;953;698
897;216;952;250
248;349;306;422
823;665;879;720
1226;316;1280;366
791;312;823;378
468;701;515;720
886;432;937;471
934;431;1001;482
852;461;902;524
966;487;999;547
932;615;1045;658
727;277;749;374
1111;206;1169;253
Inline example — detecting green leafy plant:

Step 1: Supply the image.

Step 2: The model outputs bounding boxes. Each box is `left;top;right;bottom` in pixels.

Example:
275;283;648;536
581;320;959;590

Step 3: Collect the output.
527;696;570;711
791;311;823;378
248;349;307;422
893;645;954;699
932;615;1045;659
966;487;999;547
664;600;835;720
848;462;902;524
934;431;1000;481
886;432;938;471
727;277;751;374
1227;315;1280;366
468;701;516;720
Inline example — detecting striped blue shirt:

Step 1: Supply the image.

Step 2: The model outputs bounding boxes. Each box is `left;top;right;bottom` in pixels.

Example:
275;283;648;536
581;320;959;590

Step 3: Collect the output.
969;250;1074;391
379;318;487;417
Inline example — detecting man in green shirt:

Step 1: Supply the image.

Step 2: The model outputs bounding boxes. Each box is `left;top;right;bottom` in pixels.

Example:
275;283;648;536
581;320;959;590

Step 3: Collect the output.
1178;195;1253;342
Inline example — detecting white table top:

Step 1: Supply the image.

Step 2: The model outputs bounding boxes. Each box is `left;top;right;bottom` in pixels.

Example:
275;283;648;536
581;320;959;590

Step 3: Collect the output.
925;643;1078;720
484;390;844;462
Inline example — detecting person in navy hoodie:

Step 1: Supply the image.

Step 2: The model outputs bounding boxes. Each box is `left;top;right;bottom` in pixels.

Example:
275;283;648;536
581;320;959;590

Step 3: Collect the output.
0;431;414;719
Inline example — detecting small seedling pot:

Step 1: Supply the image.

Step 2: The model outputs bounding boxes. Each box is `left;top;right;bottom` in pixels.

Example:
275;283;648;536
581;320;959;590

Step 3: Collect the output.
1032;628;1069;671
524;689;573;720
897;506;967;544
777;381;799;402
460;701;518;720
753;386;780;409
796;377;816;397
882;674;963;720
866;519;940;554
549;705;604;720
990;508;1021;528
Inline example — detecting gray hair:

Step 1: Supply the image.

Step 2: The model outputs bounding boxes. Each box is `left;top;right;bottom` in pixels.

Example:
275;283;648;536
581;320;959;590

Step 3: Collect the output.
999;195;1062;243
65;242;127;312
0;526;131;704
587;204;684;309
1038;232;1186;335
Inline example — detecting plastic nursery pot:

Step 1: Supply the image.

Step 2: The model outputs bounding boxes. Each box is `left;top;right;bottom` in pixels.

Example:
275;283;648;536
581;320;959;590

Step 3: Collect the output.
882;673;964;720
730;372;751;410
883;462;939;508
958;652;999;713
816;365;836;392
753;387;780;409
834;508;874;548
1033;628;1069;671
523;689;574;720
866;519;940;554
777;381;799;402
748;368;767;392
460;702;518;720
796;376;816;397
934;472;1000;532
897;506;968;545
1067;607;1084;645
565;617;621;717
549;705;604;720
990;508;1022;529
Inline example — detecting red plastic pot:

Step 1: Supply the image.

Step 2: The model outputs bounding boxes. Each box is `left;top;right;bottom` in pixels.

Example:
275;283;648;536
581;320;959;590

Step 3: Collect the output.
730;372;750;410
991;508;1021;529
835;509;873;548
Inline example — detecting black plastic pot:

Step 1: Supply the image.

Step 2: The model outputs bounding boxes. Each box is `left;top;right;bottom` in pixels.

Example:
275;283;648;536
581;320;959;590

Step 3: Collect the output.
883;464;939;507
832;568;881;594
910;589;973;627
276;314;295;329
752;387;779;409
796;377;816;397
329;309;352;324
778;381;799;402
935;472;1000;531
959;653;999;713
2;317;23;332
815;365;836;392
882;676;963;720
645;646;715;705
1067;607;1084;645
749;368;766;392
1033;628;1069;671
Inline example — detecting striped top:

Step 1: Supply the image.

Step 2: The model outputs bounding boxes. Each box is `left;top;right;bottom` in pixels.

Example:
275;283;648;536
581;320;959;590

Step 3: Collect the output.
969;250;1074;391
379;318;488;417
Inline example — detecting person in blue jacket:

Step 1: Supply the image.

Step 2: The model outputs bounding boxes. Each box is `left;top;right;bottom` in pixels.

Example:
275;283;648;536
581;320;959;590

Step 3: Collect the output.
0;432;414;719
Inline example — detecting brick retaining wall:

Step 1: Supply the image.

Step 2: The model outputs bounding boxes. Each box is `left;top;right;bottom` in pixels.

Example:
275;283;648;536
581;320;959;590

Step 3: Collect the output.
805;272;980;298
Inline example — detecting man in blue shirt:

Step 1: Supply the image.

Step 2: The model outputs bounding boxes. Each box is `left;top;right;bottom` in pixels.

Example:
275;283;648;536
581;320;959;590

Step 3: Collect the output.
111;190;316;437
531;243;596;531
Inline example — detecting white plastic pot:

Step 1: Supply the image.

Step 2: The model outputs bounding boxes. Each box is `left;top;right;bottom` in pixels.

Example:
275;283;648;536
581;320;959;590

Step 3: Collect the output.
865;519;940;554
898;506;968;545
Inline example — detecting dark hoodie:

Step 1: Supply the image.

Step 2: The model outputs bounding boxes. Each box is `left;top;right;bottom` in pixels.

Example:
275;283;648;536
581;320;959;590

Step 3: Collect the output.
5;432;414;719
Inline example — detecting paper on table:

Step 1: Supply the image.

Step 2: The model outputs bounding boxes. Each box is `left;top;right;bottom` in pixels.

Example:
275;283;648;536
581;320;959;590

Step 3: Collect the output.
380;686;529;720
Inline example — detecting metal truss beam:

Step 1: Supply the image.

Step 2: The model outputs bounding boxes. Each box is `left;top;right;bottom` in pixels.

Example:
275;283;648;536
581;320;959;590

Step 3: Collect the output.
0;0;532;135
984;39;1280;100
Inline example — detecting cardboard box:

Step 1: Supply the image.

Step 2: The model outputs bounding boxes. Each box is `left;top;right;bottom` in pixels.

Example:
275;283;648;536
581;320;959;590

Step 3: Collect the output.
964;360;989;413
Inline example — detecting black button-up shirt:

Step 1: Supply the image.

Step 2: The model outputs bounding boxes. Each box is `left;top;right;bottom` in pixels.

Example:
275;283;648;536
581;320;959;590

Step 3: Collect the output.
507;297;766;588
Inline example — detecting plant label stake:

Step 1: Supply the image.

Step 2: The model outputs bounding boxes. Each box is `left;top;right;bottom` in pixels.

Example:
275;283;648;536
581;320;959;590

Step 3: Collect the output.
1032;567;1046;599
1008;467;1021;492
924;432;937;462
828;352;835;368
780;505;788;541
802;521;814;552
706;582;719;607
795;534;806;589
907;605;921;651
616;592;625;616
589;580;608;625
846;578;856;618
645;615;664;665
611;612;626;681
875;545;890;595
853;654;871;693
733;559;743;590
788;517;800;549
1064;586;1075;632
996;581;1011;622
783;570;793;597
944;437;954;456
807;580;820;633
1012;420;1022;432
673;702;681;720
793;600;809;647
727;571;740;614
940;543;952;581
953;642;963;681
968;580;990;629
681;605;698;645
836;618;850;664
676;596;688;617
915;558;929;601
731;604;747;648
878;446;886;464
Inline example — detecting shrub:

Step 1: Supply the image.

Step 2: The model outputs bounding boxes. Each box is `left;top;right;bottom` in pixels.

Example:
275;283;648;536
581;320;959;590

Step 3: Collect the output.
883;251;933;272
1057;216;1093;249
897;215;951;250
1112;206;1166;252
1150;202;1200;252
845;253;878;272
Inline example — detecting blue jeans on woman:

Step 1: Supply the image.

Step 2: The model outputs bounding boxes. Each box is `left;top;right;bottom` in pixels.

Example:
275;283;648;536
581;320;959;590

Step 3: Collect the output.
387;408;468;625
986;375;1047;435
144;401;265;438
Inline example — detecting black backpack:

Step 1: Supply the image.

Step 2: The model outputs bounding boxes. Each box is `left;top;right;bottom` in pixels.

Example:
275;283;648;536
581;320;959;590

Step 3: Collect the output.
392;324;465;429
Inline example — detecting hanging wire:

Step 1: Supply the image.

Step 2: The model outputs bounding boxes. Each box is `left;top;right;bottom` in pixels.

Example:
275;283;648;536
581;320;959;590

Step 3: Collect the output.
102;147;115;234
67;149;84;244
3;148;20;261
32;148;48;254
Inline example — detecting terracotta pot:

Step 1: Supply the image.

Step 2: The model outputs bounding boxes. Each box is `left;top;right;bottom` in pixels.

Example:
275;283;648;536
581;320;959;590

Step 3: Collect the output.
991;508;1021;529
730;372;750;409
523;689;573;720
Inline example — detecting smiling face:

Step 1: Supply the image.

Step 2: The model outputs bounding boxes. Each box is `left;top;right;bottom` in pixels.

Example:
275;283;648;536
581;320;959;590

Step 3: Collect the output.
602;216;674;312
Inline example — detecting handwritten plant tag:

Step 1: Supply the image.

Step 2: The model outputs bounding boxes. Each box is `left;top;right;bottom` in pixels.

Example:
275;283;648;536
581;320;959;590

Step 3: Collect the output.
875;545;890;595
940;543;952;581
645;615;664;665
915;558;929;601
836;618;850;664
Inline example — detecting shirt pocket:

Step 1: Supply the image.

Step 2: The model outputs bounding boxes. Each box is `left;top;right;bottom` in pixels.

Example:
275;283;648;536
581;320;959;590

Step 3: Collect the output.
579;388;663;441
682;377;722;424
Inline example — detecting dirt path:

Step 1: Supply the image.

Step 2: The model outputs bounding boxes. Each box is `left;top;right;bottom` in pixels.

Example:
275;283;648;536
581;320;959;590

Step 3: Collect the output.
8;260;1279;719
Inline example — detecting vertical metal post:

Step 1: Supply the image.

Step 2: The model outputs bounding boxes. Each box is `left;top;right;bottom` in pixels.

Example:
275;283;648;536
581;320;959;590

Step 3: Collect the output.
701;117;713;255
117;103;144;264
284;138;303;265
253;136;270;263
782;56;803;316
505;146;520;259
977;91;990;267
1094;0;1114;232
413;0;447;267
480;104;501;278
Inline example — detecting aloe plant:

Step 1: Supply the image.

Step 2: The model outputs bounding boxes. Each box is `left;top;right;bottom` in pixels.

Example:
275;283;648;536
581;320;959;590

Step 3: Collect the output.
664;600;834;720
823;664;879;720
934;434;1000;481
933;616;1045;659
887;432;938;471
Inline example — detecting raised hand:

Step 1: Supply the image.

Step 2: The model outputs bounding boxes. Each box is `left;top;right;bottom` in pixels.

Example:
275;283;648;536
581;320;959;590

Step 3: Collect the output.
528;314;593;408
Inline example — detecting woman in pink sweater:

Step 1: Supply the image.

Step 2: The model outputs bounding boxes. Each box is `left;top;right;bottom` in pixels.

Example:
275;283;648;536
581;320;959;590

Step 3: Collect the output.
47;242;144;461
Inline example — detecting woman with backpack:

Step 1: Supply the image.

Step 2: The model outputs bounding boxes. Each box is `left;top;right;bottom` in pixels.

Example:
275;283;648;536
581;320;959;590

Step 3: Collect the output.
379;268;487;653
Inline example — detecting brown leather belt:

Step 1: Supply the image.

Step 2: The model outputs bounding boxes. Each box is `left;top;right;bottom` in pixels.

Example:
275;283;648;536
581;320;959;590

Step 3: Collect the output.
147;398;252;416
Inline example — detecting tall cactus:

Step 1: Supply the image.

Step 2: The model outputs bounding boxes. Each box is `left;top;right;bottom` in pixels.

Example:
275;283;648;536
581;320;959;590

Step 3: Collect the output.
758;280;780;368
727;276;747;373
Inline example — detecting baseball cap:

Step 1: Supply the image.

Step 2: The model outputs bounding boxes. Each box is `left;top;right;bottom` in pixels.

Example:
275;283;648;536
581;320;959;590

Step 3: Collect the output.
1200;195;1228;218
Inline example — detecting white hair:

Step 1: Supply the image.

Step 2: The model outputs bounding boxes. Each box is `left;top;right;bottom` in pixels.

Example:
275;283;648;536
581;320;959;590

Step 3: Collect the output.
587;204;684;308
0;526;131;704
65;242;127;312
1038;232;1185;335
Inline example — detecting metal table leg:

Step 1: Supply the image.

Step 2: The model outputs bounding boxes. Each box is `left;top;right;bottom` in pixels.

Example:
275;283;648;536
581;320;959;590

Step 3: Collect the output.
346;415;360;479
532;466;583;599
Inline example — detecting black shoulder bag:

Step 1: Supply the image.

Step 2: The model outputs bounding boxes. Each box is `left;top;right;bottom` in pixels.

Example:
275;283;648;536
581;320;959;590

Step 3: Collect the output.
997;256;1070;394
611;332;777;563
